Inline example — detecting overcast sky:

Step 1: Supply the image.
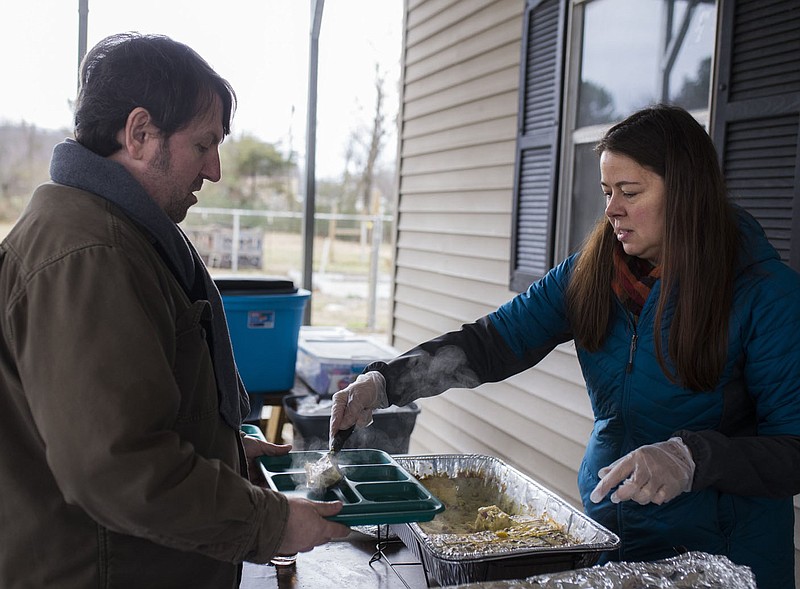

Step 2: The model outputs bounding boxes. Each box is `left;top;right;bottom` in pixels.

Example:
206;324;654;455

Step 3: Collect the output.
1;0;403;179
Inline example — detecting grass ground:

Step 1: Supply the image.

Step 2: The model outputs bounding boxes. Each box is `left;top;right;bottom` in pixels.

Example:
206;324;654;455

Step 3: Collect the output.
221;230;393;335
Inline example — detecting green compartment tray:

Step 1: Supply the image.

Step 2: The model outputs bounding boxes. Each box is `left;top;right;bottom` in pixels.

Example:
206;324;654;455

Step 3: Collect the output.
256;448;445;526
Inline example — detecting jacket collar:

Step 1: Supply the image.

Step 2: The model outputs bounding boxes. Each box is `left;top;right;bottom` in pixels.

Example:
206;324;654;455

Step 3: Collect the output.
49;139;247;429
50;139;197;292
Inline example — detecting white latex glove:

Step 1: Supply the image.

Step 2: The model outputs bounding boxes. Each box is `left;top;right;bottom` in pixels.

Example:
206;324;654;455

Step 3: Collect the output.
589;437;695;506
329;371;388;442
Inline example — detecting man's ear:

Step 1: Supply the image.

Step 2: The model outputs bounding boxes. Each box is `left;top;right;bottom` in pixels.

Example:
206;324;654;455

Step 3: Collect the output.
118;107;159;160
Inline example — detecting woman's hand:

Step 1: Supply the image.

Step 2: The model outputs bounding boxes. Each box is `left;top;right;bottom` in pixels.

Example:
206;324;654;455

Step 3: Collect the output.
590;437;695;505
328;371;387;442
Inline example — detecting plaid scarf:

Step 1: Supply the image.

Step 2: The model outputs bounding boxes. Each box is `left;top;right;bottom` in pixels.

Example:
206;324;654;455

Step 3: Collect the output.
611;245;662;317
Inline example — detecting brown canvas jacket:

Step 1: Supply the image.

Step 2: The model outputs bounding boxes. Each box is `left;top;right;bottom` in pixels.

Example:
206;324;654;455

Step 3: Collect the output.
0;183;289;588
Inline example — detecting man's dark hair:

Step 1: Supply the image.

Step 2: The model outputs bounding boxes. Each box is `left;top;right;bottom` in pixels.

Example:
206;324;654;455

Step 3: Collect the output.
74;32;236;156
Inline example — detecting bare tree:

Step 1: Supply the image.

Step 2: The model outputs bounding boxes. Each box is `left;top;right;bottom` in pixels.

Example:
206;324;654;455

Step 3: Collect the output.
357;64;387;214
0;123;57;220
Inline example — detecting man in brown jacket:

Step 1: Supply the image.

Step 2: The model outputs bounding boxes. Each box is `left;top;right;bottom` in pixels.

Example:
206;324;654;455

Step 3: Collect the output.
0;33;348;588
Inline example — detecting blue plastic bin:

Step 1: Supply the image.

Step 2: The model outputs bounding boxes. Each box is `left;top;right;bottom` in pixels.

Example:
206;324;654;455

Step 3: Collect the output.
216;278;310;396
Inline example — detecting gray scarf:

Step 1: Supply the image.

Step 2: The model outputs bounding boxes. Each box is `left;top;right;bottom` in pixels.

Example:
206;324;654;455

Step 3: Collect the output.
50;139;248;429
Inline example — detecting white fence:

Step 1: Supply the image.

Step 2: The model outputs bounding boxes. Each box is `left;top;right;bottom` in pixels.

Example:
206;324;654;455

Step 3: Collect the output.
183;207;393;330
185;207;391;271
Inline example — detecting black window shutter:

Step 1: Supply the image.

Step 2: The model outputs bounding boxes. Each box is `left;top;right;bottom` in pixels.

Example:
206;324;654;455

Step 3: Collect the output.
710;0;800;269
509;0;567;292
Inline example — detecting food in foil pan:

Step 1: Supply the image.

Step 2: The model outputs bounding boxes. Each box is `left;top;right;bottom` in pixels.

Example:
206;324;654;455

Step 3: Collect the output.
474;505;515;532
446;551;757;589
415;474;579;556
392;454;620;587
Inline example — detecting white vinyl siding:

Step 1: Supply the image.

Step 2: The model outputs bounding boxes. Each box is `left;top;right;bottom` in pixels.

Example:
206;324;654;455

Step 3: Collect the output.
395;0;800;582
395;0;591;508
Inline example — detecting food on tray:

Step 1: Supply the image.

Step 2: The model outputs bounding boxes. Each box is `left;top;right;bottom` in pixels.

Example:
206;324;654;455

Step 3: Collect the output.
304;454;343;491
416;473;577;553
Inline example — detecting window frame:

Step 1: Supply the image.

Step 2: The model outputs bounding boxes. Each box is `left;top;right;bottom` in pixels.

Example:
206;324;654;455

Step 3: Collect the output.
510;0;723;291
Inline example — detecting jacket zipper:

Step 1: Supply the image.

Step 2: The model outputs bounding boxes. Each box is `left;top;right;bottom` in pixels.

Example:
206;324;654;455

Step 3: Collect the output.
626;331;638;373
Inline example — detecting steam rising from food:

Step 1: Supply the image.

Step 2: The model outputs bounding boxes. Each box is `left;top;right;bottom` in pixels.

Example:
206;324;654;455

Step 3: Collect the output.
392;346;481;406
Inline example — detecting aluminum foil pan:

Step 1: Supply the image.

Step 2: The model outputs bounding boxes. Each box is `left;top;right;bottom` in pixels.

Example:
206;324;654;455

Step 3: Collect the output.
392;454;620;586
443;551;757;588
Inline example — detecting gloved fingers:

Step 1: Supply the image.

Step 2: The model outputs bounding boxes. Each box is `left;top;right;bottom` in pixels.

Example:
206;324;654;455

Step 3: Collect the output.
599;451;667;505
590;477;613;503
328;371;389;444
616;476;657;505
606;463;650;504
651;486;671;505
366;371;389;409
631;480;682;505
354;407;374;429
329;386;376;440
329;391;350;441
651;477;685;505
593;439;694;506
344;390;373;425
590;455;635;503
603;468;686;506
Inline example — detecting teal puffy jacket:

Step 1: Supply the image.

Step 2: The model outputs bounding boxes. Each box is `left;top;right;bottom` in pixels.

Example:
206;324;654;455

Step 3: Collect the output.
374;208;800;589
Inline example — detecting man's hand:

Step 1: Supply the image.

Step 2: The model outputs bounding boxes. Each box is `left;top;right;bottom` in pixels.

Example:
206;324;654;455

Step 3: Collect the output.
242;434;291;484
276;497;350;556
589;437;695;506
329;372;387;442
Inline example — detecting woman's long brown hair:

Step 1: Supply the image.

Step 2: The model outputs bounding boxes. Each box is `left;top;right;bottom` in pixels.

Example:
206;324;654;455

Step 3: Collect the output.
567;105;739;391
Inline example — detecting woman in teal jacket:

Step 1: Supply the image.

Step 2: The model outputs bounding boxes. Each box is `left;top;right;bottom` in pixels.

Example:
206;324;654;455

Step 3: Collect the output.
330;104;800;589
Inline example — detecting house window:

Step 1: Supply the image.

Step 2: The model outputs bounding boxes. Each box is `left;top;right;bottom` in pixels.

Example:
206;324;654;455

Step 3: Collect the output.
510;0;720;290
557;0;717;258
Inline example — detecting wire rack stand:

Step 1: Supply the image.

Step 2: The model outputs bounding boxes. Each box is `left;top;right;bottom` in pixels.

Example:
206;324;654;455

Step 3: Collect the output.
368;524;431;588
